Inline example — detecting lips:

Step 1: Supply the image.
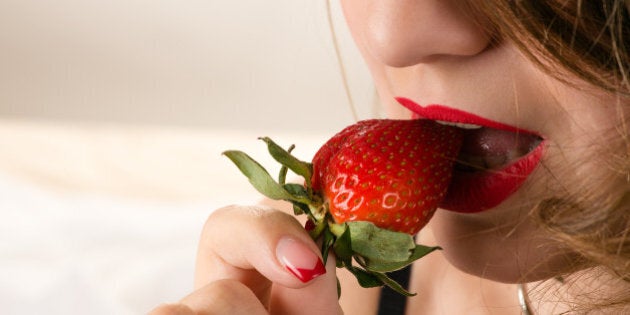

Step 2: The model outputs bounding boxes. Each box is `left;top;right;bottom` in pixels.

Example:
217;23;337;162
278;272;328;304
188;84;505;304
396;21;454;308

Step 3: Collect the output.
396;97;545;213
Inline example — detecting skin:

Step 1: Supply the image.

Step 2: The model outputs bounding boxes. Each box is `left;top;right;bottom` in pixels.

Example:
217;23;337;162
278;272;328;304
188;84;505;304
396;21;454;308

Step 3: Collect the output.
151;0;628;314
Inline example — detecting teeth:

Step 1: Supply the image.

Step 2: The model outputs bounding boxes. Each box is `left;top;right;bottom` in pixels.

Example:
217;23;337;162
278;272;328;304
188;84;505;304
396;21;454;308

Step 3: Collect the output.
436;120;482;129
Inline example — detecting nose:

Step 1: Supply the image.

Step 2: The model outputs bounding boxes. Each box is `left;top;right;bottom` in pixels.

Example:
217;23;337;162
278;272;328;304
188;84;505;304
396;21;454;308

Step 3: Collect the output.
362;0;492;67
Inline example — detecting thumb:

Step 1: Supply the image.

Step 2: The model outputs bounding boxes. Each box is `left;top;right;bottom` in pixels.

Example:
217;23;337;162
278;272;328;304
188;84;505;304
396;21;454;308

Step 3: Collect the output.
269;254;343;315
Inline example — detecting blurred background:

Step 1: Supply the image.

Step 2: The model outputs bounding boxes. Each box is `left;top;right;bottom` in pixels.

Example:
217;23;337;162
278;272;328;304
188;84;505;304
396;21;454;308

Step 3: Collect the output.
0;1;374;314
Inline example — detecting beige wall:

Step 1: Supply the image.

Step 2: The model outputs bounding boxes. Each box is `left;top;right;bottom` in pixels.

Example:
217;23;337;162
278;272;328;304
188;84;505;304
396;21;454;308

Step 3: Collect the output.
0;0;375;132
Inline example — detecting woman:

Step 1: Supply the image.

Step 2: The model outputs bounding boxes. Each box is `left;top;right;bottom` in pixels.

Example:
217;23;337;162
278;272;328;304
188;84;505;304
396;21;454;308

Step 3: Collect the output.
151;1;629;314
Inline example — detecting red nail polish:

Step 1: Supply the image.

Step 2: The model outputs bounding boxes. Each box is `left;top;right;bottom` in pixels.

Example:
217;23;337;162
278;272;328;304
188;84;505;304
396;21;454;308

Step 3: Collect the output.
285;259;326;283
276;237;326;283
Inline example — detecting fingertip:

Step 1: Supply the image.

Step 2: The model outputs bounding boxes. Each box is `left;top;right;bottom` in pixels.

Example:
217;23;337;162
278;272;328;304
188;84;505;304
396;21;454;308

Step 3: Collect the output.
275;236;327;283
196;205;328;289
269;254;342;315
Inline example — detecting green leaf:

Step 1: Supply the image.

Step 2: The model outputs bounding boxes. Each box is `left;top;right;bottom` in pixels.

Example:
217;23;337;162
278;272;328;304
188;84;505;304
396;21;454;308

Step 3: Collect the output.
347;266;384;288
321;228;335;265
222;150;294;200
332;224;353;265
292;204;304;215
285;184;313;216
279;165;288;185
374;272;417;296
347;221;416;263
283;183;309;199
277;144;294;185
292;203;306;216
259;137;313;187
364;245;441;273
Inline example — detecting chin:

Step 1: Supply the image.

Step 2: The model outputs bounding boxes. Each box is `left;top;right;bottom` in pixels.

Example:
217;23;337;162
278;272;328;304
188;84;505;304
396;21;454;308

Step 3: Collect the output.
429;204;580;283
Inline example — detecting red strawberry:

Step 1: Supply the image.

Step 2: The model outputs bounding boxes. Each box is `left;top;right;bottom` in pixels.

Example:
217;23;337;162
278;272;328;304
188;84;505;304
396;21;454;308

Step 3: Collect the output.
311;119;381;192
223;118;463;296
312;119;463;235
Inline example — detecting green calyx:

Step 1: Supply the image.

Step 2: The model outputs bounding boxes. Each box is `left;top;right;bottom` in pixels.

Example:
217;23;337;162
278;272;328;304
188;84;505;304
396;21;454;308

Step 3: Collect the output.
223;137;440;297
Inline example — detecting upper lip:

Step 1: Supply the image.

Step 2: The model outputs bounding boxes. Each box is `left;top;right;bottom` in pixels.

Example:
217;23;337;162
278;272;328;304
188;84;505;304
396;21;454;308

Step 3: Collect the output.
395;97;540;136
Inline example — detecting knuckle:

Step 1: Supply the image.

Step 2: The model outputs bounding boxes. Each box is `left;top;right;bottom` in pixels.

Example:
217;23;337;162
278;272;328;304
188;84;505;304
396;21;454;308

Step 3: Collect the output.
202;205;296;236
206;204;269;225
201;205;256;236
208;278;255;299
180;279;268;315
148;303;195;315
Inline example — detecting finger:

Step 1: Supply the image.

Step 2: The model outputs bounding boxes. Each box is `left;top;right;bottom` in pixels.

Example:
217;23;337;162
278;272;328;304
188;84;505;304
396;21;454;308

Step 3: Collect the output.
195;205;327;304
148;279;267;315
148;303;193;315
270;253;344;315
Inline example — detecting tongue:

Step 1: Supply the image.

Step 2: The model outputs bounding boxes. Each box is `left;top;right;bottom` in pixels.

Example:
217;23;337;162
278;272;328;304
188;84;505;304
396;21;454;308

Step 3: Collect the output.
459;128;542;165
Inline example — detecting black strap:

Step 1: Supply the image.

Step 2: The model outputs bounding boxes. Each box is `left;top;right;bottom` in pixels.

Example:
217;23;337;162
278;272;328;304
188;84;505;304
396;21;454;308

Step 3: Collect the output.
376;265;412;315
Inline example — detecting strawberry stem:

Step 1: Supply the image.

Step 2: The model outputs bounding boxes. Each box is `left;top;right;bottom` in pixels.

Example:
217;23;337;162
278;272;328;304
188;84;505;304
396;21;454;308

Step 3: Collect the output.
308;218;327;240
328;223;347;238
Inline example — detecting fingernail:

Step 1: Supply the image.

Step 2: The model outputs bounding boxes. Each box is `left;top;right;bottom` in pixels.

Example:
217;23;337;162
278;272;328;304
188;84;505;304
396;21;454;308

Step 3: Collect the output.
276;237;326;283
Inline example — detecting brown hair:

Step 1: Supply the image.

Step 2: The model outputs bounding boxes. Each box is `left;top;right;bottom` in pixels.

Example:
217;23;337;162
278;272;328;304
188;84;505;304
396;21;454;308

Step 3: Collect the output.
470;0;630;95
464;0;630;312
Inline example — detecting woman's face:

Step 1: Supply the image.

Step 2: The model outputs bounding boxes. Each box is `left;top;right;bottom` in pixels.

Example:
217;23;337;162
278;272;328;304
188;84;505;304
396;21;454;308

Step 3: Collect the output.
341;0;628;282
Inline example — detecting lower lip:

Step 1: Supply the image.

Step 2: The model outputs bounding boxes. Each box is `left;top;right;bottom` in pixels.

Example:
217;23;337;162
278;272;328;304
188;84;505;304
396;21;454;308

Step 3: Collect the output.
441;142;545;213
396;97;545;213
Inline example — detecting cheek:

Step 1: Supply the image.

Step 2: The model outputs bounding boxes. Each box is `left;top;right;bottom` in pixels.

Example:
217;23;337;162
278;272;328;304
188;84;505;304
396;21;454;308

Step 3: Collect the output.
339;0;368;45
537;87;628;210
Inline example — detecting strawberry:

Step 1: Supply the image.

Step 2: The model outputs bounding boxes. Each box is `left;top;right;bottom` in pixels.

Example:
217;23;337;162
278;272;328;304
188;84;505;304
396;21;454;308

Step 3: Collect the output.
223;119;463;296
311;119;381;192
312;119;463;235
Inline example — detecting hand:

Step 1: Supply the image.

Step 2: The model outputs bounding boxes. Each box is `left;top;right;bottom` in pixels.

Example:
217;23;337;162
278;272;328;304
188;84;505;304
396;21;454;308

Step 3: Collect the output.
149;205;343;314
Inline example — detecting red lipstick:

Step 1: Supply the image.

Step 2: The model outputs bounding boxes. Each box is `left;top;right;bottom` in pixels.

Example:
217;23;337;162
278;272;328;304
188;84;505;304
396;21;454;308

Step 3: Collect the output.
396;97;537;134
396;97;545;213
